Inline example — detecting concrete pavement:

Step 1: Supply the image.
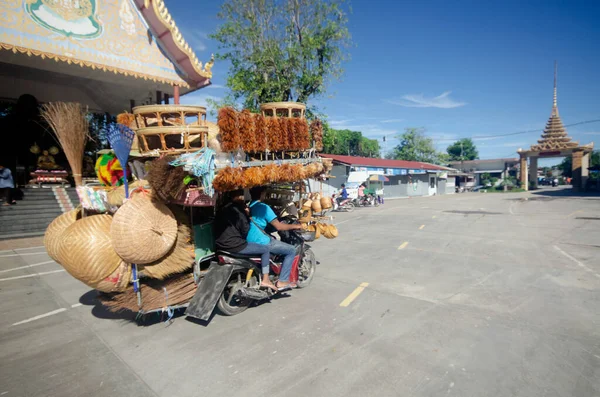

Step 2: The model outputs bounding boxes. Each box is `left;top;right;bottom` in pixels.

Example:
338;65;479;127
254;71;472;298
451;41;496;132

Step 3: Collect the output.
0;187;599;396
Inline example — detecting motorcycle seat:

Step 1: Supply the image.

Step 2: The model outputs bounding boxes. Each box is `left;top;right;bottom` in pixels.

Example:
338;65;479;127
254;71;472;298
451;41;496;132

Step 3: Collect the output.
217;250;261;260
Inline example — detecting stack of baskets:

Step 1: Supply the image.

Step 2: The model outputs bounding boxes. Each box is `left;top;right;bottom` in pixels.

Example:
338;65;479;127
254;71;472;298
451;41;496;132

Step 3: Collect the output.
44;193;196;295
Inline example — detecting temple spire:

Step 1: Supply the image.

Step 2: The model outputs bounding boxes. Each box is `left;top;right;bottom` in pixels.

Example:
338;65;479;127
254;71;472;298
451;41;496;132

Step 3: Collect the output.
552;61;559;117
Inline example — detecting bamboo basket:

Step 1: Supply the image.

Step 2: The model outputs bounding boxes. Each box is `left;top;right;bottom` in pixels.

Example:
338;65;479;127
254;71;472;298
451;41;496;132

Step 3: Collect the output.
111;195;178;264
44;208;82;262
55;214;122;286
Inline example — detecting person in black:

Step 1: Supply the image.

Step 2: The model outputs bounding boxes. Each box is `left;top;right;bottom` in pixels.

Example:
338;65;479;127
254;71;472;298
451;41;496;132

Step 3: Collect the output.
214;189;271;277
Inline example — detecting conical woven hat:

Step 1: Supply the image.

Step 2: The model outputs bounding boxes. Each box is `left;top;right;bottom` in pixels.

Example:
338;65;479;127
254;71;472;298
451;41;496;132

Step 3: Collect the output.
93;260;131;293
56;214;122;285
44;208;81;263
111;195;177;264
320;196;332;209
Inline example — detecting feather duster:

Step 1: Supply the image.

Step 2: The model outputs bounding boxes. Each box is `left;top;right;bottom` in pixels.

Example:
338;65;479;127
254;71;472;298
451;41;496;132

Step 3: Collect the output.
291;164;305;180
296;119;310;150
266;117;282;152
239;109;256;152
218;107;240;152
213;166;244;192
283;118;297;151
263;164;280;183
310;119;323;151
242;167;266;189
254;114;268;152
117;112;137;129
278;164;295;182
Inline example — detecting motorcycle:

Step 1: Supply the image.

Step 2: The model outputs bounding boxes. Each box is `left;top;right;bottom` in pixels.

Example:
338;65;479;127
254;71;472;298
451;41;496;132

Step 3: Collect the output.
358;193;379;207
332;194;355;212
185;219;317;320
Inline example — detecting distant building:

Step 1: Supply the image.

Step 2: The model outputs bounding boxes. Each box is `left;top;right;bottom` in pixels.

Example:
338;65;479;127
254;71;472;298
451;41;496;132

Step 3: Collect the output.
448;158;519;186
317;154;455;198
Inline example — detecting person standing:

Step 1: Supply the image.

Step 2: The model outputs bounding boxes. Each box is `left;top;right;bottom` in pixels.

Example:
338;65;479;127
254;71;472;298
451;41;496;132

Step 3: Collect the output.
0;164;15;206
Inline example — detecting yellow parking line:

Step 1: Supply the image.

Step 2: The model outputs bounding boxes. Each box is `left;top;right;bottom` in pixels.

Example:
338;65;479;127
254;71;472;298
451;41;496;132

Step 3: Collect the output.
398;241;409;250
419;225;425;230
339;282;369;307
432;215;437;219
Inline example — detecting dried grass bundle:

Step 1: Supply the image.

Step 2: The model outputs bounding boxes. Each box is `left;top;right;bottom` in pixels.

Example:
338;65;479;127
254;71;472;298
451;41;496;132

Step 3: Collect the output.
310;119;324;151
296;119;310;150
290;164;305;180
218;107;240;152
254;114;268;152
98;272;197;313
239;109;257;152
117;112;137;129
213;166;244;192
242;167;266;188
41;102;89;186
278;164;295;182
263;164;280;183
147;157;185;201
266;117;283;151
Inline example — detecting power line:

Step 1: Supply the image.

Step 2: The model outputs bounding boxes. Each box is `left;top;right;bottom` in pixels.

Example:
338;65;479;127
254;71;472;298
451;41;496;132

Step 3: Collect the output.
427;118;600;142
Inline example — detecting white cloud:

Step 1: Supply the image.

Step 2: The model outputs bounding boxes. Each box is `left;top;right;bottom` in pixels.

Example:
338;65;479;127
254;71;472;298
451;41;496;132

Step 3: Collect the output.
379;118;404;123
181;28;208;52
582;131;600;135
206;84;225;89
387;91;466;109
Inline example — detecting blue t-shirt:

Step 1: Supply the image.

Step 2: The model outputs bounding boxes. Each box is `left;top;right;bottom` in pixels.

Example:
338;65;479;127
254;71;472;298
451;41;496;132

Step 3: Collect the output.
341;188;348;199
246;201;277;245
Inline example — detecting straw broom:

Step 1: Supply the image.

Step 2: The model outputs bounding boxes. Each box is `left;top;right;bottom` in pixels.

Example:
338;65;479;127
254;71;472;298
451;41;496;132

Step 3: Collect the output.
41;102;90;186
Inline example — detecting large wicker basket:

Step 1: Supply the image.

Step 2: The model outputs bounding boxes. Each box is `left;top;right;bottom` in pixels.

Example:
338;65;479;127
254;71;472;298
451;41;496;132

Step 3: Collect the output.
260;102;306;118
110;195;178;264
133;105;208;155
55;214;122;286
44;208;82;262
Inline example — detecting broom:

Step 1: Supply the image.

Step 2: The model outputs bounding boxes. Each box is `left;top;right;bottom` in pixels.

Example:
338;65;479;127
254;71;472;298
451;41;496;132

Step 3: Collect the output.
41;102;90;186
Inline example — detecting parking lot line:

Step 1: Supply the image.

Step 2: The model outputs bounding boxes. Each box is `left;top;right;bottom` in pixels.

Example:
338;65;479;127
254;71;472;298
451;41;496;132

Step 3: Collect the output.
339;282;369;307
0;269;65;282
12;308;67;326
0;260;56;274
398;242;409;250
419;225;425;230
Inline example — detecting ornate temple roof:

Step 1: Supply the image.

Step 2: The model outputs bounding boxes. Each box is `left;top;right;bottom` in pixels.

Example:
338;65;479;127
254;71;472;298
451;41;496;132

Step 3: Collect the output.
529;63;579;152
0;0;212;90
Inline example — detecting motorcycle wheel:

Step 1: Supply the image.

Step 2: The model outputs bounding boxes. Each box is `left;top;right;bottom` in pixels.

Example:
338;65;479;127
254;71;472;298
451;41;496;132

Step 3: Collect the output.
217;269;259;316
344;202;355;212
296;248;316;288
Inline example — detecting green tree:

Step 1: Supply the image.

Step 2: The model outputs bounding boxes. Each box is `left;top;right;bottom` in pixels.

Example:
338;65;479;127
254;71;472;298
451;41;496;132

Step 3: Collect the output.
389;128;446;164
447;138;478;161
211;0;351;112
322;123;380;157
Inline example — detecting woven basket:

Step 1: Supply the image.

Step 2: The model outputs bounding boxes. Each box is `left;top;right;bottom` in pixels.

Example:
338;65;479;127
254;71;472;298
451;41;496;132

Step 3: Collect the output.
55;214;122;286
106;180;148;208
320;196;332;209
94;260;131;293
302;199;312;209
323;224;338;239
44;208;82;262
311;200;322;212
111;195;178;264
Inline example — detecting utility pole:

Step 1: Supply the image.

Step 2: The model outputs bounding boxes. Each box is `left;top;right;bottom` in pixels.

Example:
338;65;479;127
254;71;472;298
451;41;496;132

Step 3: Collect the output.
460;141;464;171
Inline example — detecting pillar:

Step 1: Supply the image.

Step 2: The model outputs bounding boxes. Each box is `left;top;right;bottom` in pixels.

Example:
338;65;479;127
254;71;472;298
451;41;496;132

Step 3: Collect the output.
173;85;180;104
529;156;538;190
581;152;590;188
572;150;583;191
519;153;528;191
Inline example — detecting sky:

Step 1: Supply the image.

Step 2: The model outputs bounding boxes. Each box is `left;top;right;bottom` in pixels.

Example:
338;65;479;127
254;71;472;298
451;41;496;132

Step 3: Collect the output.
167;0;600;165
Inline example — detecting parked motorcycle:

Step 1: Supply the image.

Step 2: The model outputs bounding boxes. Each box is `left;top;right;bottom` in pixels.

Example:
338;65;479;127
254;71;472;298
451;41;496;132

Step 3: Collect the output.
185;220;317;320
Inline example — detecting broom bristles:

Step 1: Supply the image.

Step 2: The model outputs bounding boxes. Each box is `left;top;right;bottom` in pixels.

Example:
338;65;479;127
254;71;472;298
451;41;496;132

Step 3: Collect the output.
41;102;90;186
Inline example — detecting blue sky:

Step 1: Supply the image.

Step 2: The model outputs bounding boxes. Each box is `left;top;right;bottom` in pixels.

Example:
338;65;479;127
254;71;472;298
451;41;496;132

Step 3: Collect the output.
169;0;600;164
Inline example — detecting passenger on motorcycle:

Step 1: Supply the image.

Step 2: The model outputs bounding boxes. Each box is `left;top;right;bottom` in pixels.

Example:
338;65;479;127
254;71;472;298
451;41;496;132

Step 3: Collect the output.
358;183;366;199
213;190;271;281
247;187;303;290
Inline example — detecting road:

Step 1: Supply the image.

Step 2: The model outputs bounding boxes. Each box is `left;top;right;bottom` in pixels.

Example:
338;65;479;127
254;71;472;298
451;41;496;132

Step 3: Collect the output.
1;187;599;397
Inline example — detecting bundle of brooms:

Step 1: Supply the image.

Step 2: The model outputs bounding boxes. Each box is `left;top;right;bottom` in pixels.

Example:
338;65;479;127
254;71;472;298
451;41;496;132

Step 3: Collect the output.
98;272;197;313
41;102;90;186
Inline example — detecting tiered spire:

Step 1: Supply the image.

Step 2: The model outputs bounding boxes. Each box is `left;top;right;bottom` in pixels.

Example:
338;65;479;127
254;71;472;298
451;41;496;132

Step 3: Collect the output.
530;62;579;151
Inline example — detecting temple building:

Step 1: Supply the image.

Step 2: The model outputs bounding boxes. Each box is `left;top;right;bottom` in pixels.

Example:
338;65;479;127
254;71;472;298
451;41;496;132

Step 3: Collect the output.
517;64;594;191
0;0;213;183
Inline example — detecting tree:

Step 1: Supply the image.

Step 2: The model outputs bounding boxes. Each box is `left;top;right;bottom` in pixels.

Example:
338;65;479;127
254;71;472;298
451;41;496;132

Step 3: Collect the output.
322;123;380;157
447;138;478;161
389;128;446;164
211;0;351;112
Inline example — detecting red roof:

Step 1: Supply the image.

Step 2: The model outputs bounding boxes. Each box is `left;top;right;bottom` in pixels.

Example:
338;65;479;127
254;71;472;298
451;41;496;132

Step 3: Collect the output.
320;154;450;171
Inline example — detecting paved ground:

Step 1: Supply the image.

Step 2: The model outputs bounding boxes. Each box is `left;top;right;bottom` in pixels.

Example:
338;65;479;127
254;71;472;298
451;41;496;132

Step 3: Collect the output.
1;187;599;397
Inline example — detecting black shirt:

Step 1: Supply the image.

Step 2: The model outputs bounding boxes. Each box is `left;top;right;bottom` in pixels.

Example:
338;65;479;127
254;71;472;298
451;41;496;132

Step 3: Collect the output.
214;202;250;252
